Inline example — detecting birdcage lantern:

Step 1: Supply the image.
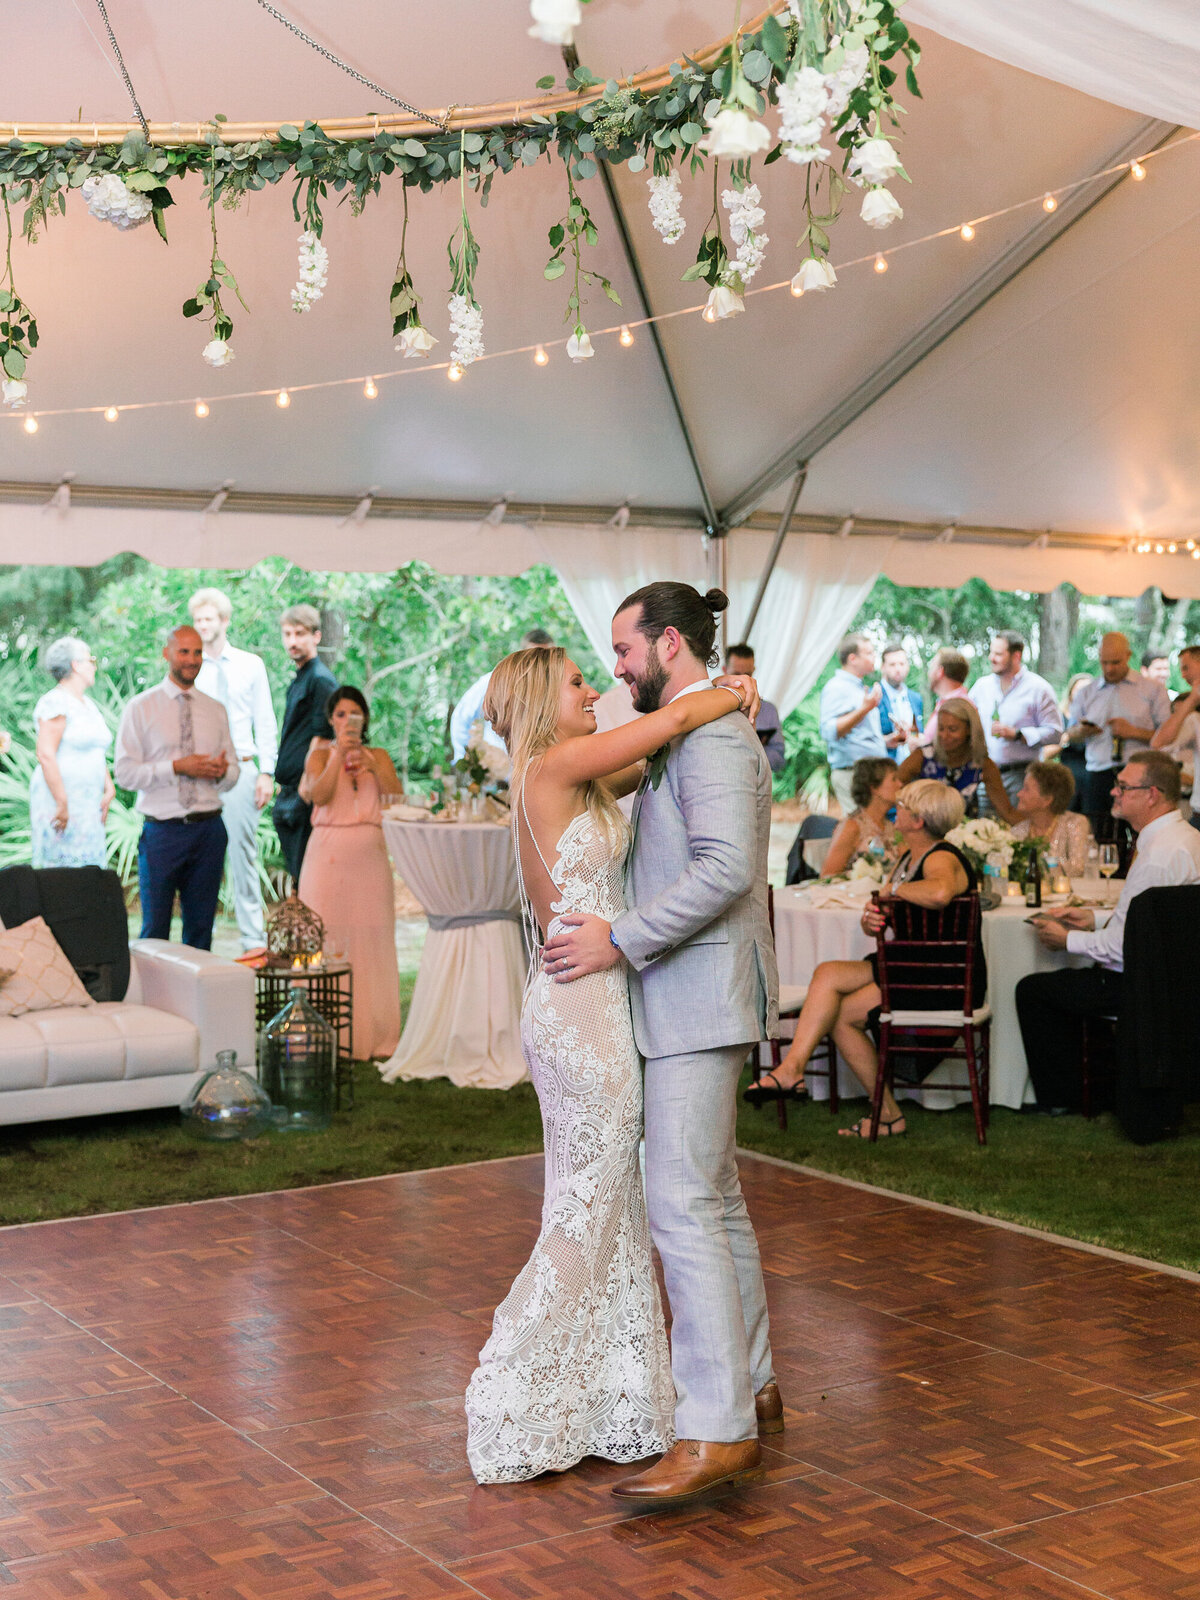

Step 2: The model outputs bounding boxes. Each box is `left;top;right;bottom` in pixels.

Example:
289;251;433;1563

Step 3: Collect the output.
266;893;325;970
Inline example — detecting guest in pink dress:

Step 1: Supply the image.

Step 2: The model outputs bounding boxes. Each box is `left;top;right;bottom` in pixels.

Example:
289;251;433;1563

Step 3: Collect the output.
298;686;402;1060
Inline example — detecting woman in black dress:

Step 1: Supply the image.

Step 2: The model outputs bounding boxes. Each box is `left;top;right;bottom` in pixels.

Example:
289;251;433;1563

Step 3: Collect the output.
757;779;977;1138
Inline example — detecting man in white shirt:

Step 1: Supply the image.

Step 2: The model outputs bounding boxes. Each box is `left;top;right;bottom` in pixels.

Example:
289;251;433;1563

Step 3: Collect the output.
1064;632;1171;849
114;625;239;951
969;631;1063;808
190;587;279;950
1015;749;1200;1113
449;628;554;759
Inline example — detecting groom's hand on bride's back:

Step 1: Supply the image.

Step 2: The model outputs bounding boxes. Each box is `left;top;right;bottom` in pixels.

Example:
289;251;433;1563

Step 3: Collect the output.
714;672;761;725
542;915;621;983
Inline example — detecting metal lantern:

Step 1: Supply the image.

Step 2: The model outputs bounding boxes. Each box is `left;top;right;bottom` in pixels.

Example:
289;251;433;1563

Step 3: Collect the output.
181;1049;273;1141
266;892;325;970
259;984;336;1132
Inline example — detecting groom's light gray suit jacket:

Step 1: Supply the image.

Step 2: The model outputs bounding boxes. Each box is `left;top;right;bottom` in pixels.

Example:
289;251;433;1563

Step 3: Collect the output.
610;713;780;1060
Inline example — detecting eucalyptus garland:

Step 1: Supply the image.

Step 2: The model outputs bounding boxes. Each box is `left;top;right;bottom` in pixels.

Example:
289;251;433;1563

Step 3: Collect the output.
0;2;920;401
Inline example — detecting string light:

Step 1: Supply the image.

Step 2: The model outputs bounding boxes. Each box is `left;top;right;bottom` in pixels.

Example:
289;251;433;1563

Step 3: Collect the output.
873;253;889;274
1192;549;1200;561
533;344;548;366
619;324;635;347
702;302;718;321
1169;542;1178;554
1042;193;1058;212
959;222;975;241
22;415;37;434
789;277;804;297
104;405;119;422
1156;543;1165;554
1130;159;1147;181
447;361;465;381
276;389;291;408
194;399;209;418
362;376;378;398
1188;540;1196;550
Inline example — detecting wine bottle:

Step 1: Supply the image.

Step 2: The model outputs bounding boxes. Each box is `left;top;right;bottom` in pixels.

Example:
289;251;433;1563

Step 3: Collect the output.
1023;849;1042;908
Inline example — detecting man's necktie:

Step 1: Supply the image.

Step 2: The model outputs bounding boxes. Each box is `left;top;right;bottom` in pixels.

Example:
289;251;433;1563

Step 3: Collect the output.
178;694;198;811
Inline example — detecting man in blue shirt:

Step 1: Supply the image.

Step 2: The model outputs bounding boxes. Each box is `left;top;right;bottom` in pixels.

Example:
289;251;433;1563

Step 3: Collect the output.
1065;631;1171;850
819;633;886;815
725;642;785;773
877;642;924;762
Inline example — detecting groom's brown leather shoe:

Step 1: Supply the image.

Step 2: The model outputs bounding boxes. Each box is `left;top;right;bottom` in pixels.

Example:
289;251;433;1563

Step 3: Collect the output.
611;1439;764;1503
755;1379;784;1435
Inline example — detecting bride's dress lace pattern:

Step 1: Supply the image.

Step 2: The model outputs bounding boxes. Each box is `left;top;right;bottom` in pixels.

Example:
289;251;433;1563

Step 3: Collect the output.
465;810;675;1483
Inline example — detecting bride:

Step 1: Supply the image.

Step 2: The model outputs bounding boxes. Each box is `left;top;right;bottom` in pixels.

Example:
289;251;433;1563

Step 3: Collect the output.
465;645;753;1484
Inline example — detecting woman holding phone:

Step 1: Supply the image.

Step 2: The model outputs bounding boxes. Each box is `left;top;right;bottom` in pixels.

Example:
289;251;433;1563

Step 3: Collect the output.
299;686;403;1060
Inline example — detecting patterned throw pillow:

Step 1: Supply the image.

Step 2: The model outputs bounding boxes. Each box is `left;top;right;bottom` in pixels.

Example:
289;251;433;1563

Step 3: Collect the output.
0;917;97;1016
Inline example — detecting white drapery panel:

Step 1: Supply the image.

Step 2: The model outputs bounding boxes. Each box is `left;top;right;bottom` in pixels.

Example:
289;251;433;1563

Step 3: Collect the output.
726;533;895;717
535;525;707;673
906;0;1200;127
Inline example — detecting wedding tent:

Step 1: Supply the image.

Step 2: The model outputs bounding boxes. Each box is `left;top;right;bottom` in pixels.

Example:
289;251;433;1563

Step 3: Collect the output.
2;0;1199;707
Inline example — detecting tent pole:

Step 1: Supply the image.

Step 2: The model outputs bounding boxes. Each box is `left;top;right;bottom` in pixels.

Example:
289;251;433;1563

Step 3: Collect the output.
717;116;1178;529
741;464;807;646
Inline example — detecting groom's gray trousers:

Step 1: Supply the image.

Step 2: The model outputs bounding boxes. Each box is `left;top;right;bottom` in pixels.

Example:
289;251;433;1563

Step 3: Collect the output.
643;1043;773;1442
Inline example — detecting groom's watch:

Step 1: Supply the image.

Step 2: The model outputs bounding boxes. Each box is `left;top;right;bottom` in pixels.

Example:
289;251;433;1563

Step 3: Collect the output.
609;928;621;952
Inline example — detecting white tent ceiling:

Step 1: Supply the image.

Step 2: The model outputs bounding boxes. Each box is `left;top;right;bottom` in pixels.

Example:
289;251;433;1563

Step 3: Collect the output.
1;0;1198;595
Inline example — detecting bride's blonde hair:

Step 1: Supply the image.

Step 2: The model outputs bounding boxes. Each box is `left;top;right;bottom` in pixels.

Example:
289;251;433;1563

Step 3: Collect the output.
484;646;621;839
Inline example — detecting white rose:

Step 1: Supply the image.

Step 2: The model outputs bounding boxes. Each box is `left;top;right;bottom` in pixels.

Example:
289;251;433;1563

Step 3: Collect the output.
566;329;594;361
790;256;837;294
848;136;905;187
395;324;438;359
705;285;744;320
2;378;28;408
861;187;903;229
202;339;234;368
699;106;771;160
528;0;581;44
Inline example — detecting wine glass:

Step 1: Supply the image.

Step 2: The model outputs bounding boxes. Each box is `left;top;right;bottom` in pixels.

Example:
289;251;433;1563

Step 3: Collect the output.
1098;843;1119;880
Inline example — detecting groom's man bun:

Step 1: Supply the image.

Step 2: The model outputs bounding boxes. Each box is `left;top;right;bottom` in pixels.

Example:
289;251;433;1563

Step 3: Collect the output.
615;581;729;668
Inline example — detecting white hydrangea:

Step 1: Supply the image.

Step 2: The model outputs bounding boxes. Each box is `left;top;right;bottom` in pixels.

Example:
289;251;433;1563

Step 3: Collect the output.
80;172;153;231
721;183;768;289
448;293;485;367
647;172;685;245
291;231;328;313
824;43;871;120
777;66;829;165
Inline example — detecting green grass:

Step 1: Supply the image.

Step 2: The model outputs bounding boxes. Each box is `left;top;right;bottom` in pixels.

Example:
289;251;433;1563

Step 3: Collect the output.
736;1084;1200;1273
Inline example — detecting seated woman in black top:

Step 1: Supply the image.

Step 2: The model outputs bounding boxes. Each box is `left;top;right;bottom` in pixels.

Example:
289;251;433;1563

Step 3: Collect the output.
749;778;975;1139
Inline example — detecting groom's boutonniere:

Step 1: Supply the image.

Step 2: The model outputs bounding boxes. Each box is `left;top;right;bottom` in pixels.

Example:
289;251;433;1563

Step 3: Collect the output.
644;744;670;793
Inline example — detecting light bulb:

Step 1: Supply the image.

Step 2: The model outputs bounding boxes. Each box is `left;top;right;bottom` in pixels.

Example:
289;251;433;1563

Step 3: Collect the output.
1188;540;1196;550
1156;543;1165;554
702;303;718;322
447;361;465;382
104;405;119;422
873;253;889;274
1130;159;1146;181
619;324;635;348
276;389;291;408
1192;549;1199;561
23;414;38;434
959;222;975;241
363;377;378;399
1042;193;1057;212
195;400;209;418
789;275;804;298
1169;543;1178;554
533;344;548;366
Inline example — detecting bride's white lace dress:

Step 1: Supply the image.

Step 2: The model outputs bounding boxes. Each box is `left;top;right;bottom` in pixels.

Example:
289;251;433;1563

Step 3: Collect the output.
465;808;675;1484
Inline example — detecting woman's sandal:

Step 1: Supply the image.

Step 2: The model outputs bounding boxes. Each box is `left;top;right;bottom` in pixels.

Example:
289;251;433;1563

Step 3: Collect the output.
838;1115;906;1139
743;1070;809;1107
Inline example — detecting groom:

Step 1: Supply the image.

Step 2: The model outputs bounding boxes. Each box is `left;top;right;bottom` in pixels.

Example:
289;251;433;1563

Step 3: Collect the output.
543;580;781;1503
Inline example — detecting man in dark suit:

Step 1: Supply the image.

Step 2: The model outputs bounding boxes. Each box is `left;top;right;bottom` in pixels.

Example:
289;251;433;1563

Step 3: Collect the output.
273;604;337;884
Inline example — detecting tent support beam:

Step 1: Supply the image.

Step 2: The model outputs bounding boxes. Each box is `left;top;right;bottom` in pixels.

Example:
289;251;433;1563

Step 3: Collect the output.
741;463;807;644
718;116;1179;530
593;155;723;535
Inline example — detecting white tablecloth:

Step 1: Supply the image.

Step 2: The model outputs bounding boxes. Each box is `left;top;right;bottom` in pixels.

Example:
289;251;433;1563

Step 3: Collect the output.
772;887;1089;1110
378;819;528;1089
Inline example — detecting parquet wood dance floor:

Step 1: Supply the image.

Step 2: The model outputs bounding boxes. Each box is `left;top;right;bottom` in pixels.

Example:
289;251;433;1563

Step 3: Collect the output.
0;1152;1198;1598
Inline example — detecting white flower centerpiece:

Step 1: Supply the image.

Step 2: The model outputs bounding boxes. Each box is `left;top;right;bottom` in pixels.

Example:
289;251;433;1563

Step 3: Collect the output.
945;817;1015;885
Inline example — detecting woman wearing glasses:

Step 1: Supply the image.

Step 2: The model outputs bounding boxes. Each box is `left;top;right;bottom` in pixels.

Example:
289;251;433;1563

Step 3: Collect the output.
30;637;115;868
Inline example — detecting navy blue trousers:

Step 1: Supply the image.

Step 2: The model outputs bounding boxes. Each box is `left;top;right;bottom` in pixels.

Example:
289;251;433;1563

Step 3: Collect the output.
137;814;228;950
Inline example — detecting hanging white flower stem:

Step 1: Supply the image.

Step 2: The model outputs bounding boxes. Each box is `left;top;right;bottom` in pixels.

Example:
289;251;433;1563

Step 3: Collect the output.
721;180;767;291
447;131;484;369
528;0;587;46
682;163;741;318
647;170;685;245
0;192;36;407
291;230;328;312
391;186;437;357
183;141;248;366
699;0;770;161
545;163;621;361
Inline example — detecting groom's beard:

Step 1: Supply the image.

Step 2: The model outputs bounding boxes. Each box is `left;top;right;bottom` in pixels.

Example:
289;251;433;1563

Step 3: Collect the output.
629;655;669;714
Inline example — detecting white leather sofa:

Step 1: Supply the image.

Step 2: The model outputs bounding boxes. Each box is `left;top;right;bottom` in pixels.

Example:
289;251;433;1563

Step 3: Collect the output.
0;939;257;1127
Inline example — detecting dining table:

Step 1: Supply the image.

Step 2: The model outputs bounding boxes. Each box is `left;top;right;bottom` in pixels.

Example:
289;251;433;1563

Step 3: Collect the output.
378;814;528;1089
771;881;1106;1109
